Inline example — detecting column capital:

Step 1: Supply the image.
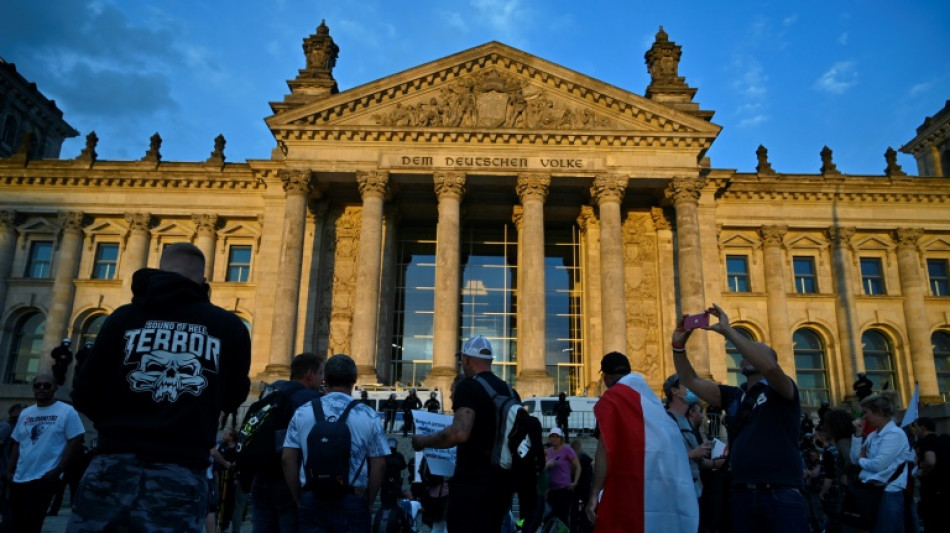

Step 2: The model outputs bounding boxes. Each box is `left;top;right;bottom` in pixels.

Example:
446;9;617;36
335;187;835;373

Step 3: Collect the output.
433;171;466;201
58;211;85;232
894;228;923;250
650;207;671;231
664;175;706;205
576;205;598;231
192;214;219;237
279;169;313;196
0;209;16;231
516;172;551;203
125;212;152;232
827;226;856;248
511;205;523;231
758;225;788;247
590;174;628;204
356;170;390;200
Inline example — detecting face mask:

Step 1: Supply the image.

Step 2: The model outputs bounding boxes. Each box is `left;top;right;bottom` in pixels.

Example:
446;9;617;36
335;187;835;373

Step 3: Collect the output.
685;389;699;405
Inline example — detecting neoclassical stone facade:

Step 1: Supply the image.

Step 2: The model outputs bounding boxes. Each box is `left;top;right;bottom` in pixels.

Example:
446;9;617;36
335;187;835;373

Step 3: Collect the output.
1;24;949;409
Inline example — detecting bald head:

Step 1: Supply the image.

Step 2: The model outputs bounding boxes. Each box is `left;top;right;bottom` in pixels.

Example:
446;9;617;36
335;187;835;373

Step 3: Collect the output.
159;242;206;285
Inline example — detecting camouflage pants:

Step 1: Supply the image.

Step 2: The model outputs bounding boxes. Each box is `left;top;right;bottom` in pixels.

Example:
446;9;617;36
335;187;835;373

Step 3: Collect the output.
66;453;208;533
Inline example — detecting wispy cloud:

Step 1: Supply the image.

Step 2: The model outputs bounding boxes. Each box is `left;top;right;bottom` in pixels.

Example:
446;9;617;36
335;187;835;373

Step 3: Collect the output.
838;32;849;45
730;55;770;128
909;81;934;97
469;0;529;44
782;14;798;26
439;10;468;33
814;61;858;94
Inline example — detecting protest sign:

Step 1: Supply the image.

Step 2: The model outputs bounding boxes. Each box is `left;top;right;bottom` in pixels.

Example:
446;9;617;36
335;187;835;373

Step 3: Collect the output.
413;410;456;476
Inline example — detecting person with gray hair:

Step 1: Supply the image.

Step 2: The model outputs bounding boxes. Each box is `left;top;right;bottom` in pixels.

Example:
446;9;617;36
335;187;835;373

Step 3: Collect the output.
672;303;807;533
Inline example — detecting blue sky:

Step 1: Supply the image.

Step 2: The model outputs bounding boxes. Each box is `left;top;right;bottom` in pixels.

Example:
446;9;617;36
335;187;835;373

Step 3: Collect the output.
3;0;949;175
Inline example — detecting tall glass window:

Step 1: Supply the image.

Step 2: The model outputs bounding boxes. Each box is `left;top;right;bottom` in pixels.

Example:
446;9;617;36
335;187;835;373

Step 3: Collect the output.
793;256;817;294
928;259;949;296
793;329;829;407
92;243;119;279
545;228;582;395
726;255;750;292
226;245;252;282
860;258;886;295
862;330;897;396
725;327;755;386
4;312;46;384
933;331;950;402
25;241;53;278
391;227;437;387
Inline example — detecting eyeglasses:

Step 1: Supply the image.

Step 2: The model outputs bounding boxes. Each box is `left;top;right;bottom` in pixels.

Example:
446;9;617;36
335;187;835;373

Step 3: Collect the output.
33;382;54;390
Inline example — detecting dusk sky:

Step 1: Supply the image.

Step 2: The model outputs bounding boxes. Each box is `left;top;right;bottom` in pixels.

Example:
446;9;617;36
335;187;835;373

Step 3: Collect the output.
3;0;948;175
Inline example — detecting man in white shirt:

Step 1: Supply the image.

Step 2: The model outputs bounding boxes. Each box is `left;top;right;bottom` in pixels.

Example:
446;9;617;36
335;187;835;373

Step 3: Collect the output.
5;373;84;533
282;354;389;533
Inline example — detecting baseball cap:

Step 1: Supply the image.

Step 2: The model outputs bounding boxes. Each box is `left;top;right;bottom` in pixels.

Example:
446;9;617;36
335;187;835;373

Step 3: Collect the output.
460;336;493;360
63;338;71;343
600;352;630;374
549;427;564;438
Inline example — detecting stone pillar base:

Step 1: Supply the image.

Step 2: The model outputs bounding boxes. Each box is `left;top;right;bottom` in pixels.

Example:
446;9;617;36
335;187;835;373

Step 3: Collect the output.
424;367;459;398
356;365;380;386
516;371;555;399
257;364;292;384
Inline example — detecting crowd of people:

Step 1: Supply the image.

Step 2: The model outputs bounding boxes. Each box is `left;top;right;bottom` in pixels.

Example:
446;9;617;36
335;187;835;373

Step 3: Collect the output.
0;241;947;533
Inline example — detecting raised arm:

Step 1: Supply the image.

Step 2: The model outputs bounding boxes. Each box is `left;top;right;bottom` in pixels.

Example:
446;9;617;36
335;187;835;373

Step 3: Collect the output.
672;314;722;407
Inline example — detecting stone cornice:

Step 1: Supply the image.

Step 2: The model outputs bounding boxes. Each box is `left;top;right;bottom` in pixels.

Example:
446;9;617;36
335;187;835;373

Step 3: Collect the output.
719;188;949;203
0;164;261;190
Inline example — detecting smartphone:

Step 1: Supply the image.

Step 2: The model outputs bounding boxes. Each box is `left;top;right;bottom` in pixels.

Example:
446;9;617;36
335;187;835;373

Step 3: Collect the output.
684;312;710;330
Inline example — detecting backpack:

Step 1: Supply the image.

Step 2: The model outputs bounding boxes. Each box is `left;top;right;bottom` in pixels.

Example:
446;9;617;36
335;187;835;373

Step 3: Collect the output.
235;384;300;480
473;374;522;470
304;399;364;499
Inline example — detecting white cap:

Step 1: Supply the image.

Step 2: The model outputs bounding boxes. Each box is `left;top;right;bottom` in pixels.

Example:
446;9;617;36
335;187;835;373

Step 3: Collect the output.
549;427;564;438
460;336;493;360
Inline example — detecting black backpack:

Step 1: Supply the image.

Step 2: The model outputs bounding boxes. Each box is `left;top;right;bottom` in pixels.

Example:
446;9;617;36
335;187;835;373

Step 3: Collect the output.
235;384;300;481
305;399;364;499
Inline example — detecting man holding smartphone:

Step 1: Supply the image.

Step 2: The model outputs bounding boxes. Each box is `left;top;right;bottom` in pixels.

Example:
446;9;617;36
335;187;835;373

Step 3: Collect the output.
671;303;807;533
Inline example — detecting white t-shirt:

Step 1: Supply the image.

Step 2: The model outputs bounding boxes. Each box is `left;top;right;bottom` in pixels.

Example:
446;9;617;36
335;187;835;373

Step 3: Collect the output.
284;391;389;488
12;401;84;483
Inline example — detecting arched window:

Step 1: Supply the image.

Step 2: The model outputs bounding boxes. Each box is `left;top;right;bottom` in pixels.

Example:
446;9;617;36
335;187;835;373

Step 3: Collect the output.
794;329;829;407
933;331;950;402
861;330;897;396
81;314;108;346
4;312;46;384
725;327;755;386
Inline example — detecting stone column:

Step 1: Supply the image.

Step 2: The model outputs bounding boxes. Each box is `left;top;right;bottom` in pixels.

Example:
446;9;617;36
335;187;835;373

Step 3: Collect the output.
895;228;940;401
577;206;603;392
192;214;218;281
0;210;17;311
263;170;312;378
515;173;553;398
759;225;794;372
41;212;85;372
592;175;629;355
428;172;466;394
120;213;151;302
666;176;711;377
828;226;862;394
351;170;389;383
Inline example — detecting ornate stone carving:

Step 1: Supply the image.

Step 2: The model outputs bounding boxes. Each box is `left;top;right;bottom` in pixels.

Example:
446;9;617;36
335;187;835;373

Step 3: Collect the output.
0;210;16;231
125;213;152;232
827;226;856;249
590;175;628;204
328;207;362;355
576;205;598;231
302;20;339;78
894;228;923;250
664;176;705;204
76;131;98;163
433;172;466;201
621;213;661;383
142;133;162;163
192;214;219;237
356;171;390;200
820;146;840;175
516;173;551;203
644;26;690;96
511;205;523;231
207;134;226;164
279;169;312;195
58;211;85;234
373;68;612;130
884;147;906;177
756;145;775;175
758;225;788;247
650;207;670;230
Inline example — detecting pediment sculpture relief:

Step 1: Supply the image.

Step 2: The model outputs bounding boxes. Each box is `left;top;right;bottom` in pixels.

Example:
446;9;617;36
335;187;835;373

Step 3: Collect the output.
373;69;613;130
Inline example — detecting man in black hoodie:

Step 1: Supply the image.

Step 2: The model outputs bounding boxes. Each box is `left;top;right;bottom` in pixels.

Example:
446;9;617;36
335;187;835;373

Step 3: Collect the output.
66;242;251;533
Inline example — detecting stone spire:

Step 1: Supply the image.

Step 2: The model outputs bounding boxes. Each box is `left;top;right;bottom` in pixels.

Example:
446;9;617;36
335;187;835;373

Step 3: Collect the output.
272;20;340;114
644;27;714;121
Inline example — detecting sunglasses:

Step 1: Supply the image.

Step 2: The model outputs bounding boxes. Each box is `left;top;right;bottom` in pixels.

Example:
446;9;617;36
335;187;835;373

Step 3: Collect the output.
33;382;54;390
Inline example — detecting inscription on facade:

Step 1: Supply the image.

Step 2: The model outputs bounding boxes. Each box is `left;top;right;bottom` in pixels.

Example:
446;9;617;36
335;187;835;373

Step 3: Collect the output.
383;154;602;171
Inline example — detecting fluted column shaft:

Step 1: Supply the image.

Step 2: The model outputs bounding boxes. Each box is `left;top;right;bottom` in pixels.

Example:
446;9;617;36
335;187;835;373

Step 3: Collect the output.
121;213;151;301
895;228;939;399
41;212;85;372
265;170;311;375
760;225;794;372
516;174;551;384
0;211;17;310
351;171;389;381
578;206;603;392
666;176;710;376
429;173;465;390
192;214;218;281
829;227;862;390
592;175;629;355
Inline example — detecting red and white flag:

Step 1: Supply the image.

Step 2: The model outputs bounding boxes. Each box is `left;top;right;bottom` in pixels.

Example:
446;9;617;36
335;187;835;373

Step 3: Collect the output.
593;373;699;533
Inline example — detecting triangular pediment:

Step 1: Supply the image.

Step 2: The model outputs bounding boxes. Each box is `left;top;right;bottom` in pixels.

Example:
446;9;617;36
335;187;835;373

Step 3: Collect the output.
267;42;719;142
17;217;58;234
721;233;758;248
853;236;894;251
786;235;827;249
922;237;950;252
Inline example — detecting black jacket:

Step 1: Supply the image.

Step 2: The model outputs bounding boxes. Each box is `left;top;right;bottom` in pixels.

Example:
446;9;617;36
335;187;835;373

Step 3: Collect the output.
73;268;251;469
